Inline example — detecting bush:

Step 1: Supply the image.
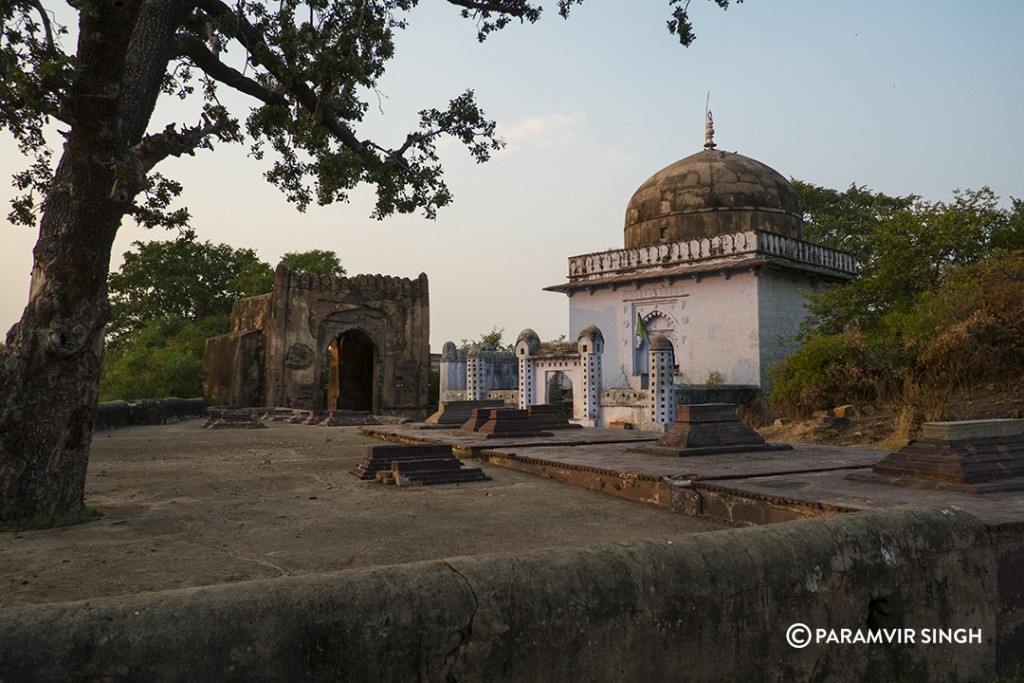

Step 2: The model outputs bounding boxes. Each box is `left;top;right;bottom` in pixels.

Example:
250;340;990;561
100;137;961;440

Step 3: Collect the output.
768;331;898;418
911;254;1024;390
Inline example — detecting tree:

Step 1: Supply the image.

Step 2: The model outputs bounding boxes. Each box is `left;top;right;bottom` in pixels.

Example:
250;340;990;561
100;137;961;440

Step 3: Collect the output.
794;183;1021;336
281;249;346;276
0;0;736;521
106;238;272;349
102;241;347;400
100;317;218;400
460;325;512;352
769;184;1024;418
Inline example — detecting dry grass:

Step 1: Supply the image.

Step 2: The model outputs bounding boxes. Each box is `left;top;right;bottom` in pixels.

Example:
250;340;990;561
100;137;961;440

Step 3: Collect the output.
756;382;1024;450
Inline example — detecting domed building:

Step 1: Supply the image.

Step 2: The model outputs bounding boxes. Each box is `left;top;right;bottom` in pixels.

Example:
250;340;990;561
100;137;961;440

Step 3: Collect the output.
538;115;857;428
436;116;857;429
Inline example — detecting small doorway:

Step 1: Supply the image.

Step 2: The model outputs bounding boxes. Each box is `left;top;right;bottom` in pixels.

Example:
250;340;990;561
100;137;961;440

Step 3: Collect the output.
326;329;376;411
545;371;574;417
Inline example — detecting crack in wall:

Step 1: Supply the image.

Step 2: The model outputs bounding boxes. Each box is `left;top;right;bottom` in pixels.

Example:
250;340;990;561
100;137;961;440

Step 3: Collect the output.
441;560;479;683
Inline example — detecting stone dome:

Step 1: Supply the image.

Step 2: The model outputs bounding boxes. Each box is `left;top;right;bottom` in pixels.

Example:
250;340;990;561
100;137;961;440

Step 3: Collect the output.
623;149;803;249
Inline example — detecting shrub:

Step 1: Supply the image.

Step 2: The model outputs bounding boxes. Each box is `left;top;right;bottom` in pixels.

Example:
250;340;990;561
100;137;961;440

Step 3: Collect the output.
768;331;897;418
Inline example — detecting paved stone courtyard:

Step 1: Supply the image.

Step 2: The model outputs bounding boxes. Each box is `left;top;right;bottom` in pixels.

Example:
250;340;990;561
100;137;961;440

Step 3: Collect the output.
0;421;727;608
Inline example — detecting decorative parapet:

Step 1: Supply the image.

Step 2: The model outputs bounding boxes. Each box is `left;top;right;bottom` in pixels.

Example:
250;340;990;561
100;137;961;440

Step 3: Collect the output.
564;230;857;283
278;262;429;297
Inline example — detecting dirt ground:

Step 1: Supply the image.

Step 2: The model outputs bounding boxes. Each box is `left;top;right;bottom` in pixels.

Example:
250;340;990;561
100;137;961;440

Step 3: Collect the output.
0;420;727;608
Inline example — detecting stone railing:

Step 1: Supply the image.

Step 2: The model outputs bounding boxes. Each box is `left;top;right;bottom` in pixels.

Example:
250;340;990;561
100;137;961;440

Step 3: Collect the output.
566;230;857;281
755;232;858;275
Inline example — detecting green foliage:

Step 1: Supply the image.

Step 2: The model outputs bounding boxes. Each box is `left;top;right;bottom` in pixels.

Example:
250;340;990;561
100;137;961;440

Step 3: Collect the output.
792;179;915;265
281;249;346;275
459;326;512;352
100;317;222;401
107;237;273;349
768;331;899;418
797;184;1022;336
772;183;1024;417
102;240;347;400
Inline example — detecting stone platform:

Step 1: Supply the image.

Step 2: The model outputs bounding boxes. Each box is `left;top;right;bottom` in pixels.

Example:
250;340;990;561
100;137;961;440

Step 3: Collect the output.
361;423;1024;529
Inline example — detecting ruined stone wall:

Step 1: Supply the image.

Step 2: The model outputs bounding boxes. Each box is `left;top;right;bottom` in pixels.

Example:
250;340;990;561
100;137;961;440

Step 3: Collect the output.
229;294;272;334
2;506;1017;681
262;263;430;414
203;330;263;406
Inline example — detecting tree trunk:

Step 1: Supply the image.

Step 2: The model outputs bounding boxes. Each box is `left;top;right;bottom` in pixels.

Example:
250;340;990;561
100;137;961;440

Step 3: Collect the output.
0;142;125;519
0;0;174;520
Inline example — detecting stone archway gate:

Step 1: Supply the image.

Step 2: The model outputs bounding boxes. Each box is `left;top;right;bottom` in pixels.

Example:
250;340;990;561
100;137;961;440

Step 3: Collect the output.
204;263;430;416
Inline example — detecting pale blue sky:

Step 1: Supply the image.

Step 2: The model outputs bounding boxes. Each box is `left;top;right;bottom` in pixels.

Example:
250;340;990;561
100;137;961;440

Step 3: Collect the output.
2;1;1022;350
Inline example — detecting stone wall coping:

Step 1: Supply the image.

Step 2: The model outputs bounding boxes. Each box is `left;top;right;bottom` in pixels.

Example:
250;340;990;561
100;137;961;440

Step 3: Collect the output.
922;419;1024;441
561;230;858;283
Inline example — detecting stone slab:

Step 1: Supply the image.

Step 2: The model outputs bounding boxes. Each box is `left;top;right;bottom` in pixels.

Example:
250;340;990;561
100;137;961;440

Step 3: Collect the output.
360;424;662;455
922;419;1024;441
631;443;793;458
673;403;744;424
362;426;1024;528
654;403;767;450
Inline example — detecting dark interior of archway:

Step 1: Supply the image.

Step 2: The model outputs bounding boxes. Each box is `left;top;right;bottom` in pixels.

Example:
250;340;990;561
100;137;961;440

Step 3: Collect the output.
330;331;375;411
546;371;573;417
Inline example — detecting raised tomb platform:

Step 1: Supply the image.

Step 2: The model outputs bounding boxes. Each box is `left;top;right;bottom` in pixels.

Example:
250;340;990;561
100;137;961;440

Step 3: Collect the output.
456;408;553;440
848;419;1024;493
526;404;584;431
631;403;791;457
350;443;490;486
424;400;505;427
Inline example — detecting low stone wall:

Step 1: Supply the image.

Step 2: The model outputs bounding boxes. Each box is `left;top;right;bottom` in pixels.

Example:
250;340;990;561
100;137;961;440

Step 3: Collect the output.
94;398;207;430
0;505;1015;682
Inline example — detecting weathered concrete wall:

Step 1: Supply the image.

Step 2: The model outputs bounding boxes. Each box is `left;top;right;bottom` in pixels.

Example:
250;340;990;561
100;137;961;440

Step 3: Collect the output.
0;506;1011;682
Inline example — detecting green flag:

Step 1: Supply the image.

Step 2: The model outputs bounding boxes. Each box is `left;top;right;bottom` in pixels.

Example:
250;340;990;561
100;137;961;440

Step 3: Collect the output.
635;312;647;347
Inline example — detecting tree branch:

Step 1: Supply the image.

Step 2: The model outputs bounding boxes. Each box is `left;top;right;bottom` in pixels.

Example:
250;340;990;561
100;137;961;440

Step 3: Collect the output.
174;33;287;106
444;0;533;16
27;0;56;53
195;0;379;164
132;117;238;174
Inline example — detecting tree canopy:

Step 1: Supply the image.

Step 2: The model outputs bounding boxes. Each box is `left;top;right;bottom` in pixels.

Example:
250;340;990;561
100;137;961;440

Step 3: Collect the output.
2;0;738;232
281;249;346;276
794;182;1024;336
770;182;1024;419
106;238;271;348
102;239;346;400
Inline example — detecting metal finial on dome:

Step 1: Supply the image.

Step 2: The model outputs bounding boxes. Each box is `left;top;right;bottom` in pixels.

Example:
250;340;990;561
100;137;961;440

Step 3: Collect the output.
704;110;716;150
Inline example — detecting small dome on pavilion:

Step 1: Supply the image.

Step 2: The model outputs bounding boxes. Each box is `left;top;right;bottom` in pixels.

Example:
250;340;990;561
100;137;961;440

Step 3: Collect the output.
515;328;541;356
577;325;604;343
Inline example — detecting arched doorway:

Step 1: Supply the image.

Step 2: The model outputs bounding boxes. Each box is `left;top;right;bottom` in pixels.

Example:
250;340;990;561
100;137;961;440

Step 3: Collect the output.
326;329;376;411
545;371;574;417
634;309;678;382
